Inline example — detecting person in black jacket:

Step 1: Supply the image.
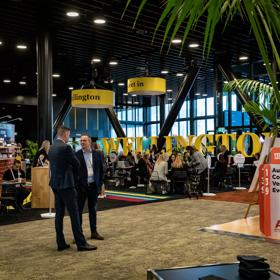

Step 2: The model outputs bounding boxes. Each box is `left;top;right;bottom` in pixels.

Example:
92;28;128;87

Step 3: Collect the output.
48;126;96;252
3;159;30;210
76;134;104;240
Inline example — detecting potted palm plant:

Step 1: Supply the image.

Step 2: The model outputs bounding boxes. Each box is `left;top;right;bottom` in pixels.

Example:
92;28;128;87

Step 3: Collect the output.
123;0;279;129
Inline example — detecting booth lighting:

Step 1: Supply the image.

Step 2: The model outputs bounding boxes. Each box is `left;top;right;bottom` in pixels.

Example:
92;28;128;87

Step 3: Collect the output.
0;115;12;121
16;45;27;49
189;43;199;48
239;56;248;60
52;74;60;78
66;11;79;17
172;38;182;44
3;117;23;123
3;79;11;83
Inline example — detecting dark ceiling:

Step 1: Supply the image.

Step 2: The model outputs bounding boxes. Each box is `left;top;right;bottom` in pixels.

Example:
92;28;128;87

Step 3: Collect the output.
0;0;269;110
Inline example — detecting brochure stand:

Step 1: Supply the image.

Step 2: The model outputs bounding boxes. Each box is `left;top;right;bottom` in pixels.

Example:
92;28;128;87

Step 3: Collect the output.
203;155;216;197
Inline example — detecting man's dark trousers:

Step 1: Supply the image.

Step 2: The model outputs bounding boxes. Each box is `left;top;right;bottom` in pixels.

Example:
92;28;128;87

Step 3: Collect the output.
77;182;99;233
53;188;87;248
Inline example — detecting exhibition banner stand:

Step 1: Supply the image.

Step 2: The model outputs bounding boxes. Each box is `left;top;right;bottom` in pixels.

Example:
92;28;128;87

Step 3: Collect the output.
203;155;216;197
259;147;280;238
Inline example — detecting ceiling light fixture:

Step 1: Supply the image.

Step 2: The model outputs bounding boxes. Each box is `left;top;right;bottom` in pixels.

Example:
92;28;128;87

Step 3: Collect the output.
166;89;173;92
93;17;106;24
176;73;184;77
109;61;118;65
3;79;11;83
134;101;139;104
66;11;79;17
52;74;60;78
202;94;208;97
110;79;114;83
224;81;229;84
91;58;101;63
118;82;125;86
68;86;74;90
19;81;26;85
123;93;128;96
239;56;248;61
104;80;109;84
52;94;57;97
132;94;137;97
168;98;173;101
161;70;169;74
0;41;3;45
189;43;199;48
172;38;182;44
195;93;201;96
16;44;27;49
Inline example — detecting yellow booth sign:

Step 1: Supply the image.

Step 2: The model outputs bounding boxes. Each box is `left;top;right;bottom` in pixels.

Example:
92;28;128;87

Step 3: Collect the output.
127;77;166;95
72;89;115;108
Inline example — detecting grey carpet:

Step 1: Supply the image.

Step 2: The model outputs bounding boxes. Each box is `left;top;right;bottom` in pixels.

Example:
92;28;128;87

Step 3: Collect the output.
0;199;278;280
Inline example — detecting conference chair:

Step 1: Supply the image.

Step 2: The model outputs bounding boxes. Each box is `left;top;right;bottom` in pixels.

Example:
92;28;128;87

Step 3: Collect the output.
0;183;20;216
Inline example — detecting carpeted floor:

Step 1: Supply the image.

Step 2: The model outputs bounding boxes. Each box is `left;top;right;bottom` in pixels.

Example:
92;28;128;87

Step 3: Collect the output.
0;198;278;280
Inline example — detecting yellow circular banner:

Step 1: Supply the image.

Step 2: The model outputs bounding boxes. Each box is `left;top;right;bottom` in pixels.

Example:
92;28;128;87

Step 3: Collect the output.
127;77;166;95
71;89;115;108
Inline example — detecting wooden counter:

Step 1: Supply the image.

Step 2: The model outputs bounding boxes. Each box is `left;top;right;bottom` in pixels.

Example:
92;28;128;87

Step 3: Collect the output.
31;167;54;208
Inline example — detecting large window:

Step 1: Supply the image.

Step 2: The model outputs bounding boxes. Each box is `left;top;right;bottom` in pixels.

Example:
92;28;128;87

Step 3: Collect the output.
195;119;206;135
196;99;205;116
206;97;214;115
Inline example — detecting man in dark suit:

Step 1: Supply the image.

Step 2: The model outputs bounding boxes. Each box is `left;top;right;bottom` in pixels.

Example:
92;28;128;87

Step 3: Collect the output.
48;126;97;252
76;134;104;240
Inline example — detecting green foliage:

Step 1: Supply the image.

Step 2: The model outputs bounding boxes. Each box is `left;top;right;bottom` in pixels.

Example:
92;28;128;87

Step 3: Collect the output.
123;0;279;106
224;79;280;135
23;140;39;161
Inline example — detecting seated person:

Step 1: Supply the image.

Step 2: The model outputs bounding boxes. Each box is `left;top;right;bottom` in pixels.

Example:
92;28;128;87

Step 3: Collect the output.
170;154;186;194
148;154;169;194
130;152;148;187
2;159;30;211
168;153;176;170
126;151;136;167
171;154;183;169
143;153;153;177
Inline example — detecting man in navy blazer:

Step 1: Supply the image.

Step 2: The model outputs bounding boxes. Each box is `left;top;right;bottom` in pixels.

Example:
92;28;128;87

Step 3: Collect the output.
48;126;97;251
76;134;104;240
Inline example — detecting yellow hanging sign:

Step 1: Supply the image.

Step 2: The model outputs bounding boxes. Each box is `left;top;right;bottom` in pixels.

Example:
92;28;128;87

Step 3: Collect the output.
71;89;115;108
127;77;166;95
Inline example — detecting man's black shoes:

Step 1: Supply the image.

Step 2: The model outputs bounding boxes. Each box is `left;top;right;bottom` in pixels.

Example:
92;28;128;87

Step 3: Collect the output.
57;244;71;251
91;231;104;240
77;243;97;251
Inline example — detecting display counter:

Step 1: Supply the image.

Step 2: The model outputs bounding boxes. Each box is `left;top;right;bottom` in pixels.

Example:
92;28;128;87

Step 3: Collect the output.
31;166;54;208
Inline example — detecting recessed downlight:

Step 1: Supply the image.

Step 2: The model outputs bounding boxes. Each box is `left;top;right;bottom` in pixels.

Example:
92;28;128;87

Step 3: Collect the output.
19;81;26;85
52;94;57;97
93;17;106;24
132;94;137;97
91;58;101;63
68;86;74;90
52;74;60;78
0;41;3;45
3;79;11;83
202;94;208;97
195;93;201;96
66;11;79;17
123;93;128;96
161;70;169;74
239;56;248;61
109;61;118;65
168;98;173;101
224;81;229;84
189;43;199;48
176;73;184;77
166;89;173;92
118;82;125;86
172;38;182;44
104;80;109;84
110;79;114;83
16;44;27;49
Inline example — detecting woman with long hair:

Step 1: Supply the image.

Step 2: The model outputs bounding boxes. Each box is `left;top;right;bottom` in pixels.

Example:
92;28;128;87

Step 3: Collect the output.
33;140;50;167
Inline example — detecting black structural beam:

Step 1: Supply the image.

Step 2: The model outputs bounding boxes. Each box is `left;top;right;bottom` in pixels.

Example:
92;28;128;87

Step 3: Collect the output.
105;108;126;138
53;96;72;138
159;94;165;129
36;1;53;143
157;62;200;150
218;64;269;132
